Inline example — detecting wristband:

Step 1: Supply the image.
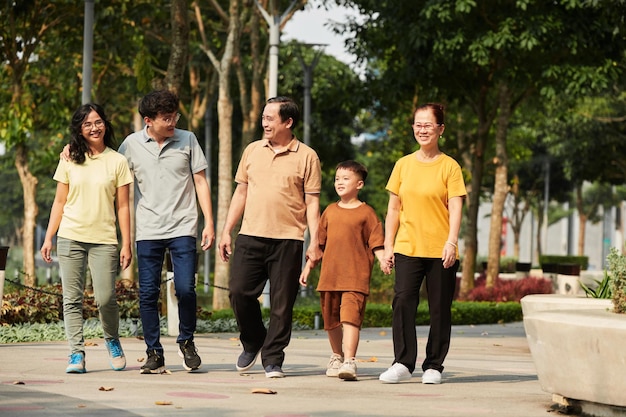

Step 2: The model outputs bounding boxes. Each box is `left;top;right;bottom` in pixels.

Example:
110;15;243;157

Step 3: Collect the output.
445;241;457;248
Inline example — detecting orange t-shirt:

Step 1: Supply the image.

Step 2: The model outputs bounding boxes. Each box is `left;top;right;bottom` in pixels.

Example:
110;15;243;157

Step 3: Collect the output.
235;138;321;240
316;202;384;294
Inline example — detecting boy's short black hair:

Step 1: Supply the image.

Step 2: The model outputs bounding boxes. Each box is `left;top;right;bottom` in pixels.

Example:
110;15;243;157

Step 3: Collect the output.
336;160;368;181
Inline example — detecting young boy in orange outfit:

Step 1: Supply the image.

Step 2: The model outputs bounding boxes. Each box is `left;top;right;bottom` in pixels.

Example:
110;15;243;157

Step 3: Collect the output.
300;160;388;380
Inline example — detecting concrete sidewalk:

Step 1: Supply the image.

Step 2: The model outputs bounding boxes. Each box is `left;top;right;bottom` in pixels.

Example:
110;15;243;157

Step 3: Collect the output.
0;322;554;417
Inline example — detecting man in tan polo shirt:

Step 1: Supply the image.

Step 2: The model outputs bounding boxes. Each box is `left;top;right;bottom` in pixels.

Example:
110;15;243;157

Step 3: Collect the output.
218;96;322;378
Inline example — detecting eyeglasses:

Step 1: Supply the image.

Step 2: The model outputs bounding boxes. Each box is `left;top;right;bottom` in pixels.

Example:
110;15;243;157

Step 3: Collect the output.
82;120;104;130
161;113;181;125
412;122;442;131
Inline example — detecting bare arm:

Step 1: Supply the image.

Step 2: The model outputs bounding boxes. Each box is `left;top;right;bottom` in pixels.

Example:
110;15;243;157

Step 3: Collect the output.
218;183;248;262
193;170;215;251
441;196;464;269
382;192;401;273
116;184;132;270
40;182;69;263
304;192;322;264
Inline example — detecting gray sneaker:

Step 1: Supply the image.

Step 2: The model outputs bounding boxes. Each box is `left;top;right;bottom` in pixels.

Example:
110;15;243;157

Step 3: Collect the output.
236;349;260;372
326;354;344;377
264;364;284;378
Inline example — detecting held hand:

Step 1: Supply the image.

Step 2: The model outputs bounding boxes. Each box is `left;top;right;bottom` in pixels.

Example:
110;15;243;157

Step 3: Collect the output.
201;226;215;251
60;144;71;161
218;233;232;262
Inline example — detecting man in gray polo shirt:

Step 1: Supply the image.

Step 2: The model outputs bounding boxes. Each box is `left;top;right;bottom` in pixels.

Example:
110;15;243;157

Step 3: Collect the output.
118;90;215;374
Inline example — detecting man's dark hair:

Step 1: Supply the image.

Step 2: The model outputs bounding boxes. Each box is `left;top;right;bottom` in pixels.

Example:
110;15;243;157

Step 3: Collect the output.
266;96;300;128
138;90;179;119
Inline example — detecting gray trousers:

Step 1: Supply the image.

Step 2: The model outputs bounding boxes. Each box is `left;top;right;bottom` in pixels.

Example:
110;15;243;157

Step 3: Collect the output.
57;237;120;355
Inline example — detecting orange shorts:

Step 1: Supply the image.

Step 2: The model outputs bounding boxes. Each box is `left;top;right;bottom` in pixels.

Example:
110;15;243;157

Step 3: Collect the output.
319;291;367;330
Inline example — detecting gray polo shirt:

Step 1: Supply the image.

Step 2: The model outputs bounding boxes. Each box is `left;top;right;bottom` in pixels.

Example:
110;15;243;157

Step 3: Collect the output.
118;126;208;241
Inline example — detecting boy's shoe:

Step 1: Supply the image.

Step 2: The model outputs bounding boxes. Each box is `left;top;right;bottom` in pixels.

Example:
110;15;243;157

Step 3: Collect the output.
379;362;412;383
338;358;357;381
326;354;344;377
140;350;165;374
66;352;86;374
178;340;202;371
105;338;126;371
264;364;285;378
422;368;442;384
236;349;260;372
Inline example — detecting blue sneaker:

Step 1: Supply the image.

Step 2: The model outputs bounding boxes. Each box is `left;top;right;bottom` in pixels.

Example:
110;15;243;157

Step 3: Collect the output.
66;352;86;374
105;338;126;371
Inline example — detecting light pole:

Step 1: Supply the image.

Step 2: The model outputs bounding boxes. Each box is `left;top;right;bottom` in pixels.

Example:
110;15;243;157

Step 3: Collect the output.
294;43;327;146
82;0;94;104
255;0;299;98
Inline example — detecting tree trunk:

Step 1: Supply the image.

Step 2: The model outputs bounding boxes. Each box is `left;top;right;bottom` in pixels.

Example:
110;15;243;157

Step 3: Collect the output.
15;143;38;287
212;0;241;310
165;0;190;95
486;83;512;288
459;113;489;298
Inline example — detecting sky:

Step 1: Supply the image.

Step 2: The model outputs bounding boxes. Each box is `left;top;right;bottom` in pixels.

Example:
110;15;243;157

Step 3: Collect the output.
282;3;359;68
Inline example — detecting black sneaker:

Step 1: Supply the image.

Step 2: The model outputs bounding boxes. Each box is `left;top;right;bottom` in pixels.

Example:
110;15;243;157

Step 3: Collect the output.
178;340;201;371
236;349;260;372
140;350;165;374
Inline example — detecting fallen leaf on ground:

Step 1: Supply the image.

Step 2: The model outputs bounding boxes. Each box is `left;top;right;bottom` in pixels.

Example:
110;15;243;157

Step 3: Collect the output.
357;357;378;363
12;381;25;385
98;386;114;391
379;330;387;336
251;388;277;394
137;357;145;362
85;341;97;346
155;401;173;405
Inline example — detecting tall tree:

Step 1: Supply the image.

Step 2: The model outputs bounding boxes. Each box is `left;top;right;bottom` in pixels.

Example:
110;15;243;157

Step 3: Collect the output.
0;0;81;286
332;0;626;292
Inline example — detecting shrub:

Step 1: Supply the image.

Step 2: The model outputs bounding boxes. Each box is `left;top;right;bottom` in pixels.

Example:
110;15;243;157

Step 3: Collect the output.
461;276;552;302
539;255;589;270
607;247;626;314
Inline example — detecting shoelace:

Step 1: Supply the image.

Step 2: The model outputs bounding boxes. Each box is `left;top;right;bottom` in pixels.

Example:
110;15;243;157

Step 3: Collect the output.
107;340;123;357
69;353;83;364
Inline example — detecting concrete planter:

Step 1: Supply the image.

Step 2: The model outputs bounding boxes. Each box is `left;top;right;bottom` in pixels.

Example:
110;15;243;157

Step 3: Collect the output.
522;294;626;416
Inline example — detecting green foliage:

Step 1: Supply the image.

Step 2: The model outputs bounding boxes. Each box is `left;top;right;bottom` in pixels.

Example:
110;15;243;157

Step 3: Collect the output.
580;270;612;299
539;255;589;270
607;247;626;314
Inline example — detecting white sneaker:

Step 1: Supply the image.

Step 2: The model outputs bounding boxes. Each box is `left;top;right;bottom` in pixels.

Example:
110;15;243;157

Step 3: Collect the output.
379;363;412;383
422;368;442;384
337;358;357;381
326;354;344;377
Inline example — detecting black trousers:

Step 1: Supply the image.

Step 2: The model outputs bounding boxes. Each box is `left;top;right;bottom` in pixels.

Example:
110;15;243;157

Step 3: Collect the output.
229;234;303;367
391;254;458;373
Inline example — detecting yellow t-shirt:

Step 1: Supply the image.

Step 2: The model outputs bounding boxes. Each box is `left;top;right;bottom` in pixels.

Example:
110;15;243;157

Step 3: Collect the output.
54;147;133;244
386;152;466;258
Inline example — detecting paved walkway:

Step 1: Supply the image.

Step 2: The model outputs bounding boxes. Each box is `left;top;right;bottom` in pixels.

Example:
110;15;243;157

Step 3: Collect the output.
0;322;555;417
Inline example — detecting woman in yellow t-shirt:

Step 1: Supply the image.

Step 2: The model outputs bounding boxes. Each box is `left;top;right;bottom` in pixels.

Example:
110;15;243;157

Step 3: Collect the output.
41;104;133;374
379;103;467;385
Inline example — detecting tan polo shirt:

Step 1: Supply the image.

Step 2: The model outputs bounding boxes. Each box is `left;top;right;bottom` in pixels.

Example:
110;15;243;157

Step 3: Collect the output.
235;138;321;241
